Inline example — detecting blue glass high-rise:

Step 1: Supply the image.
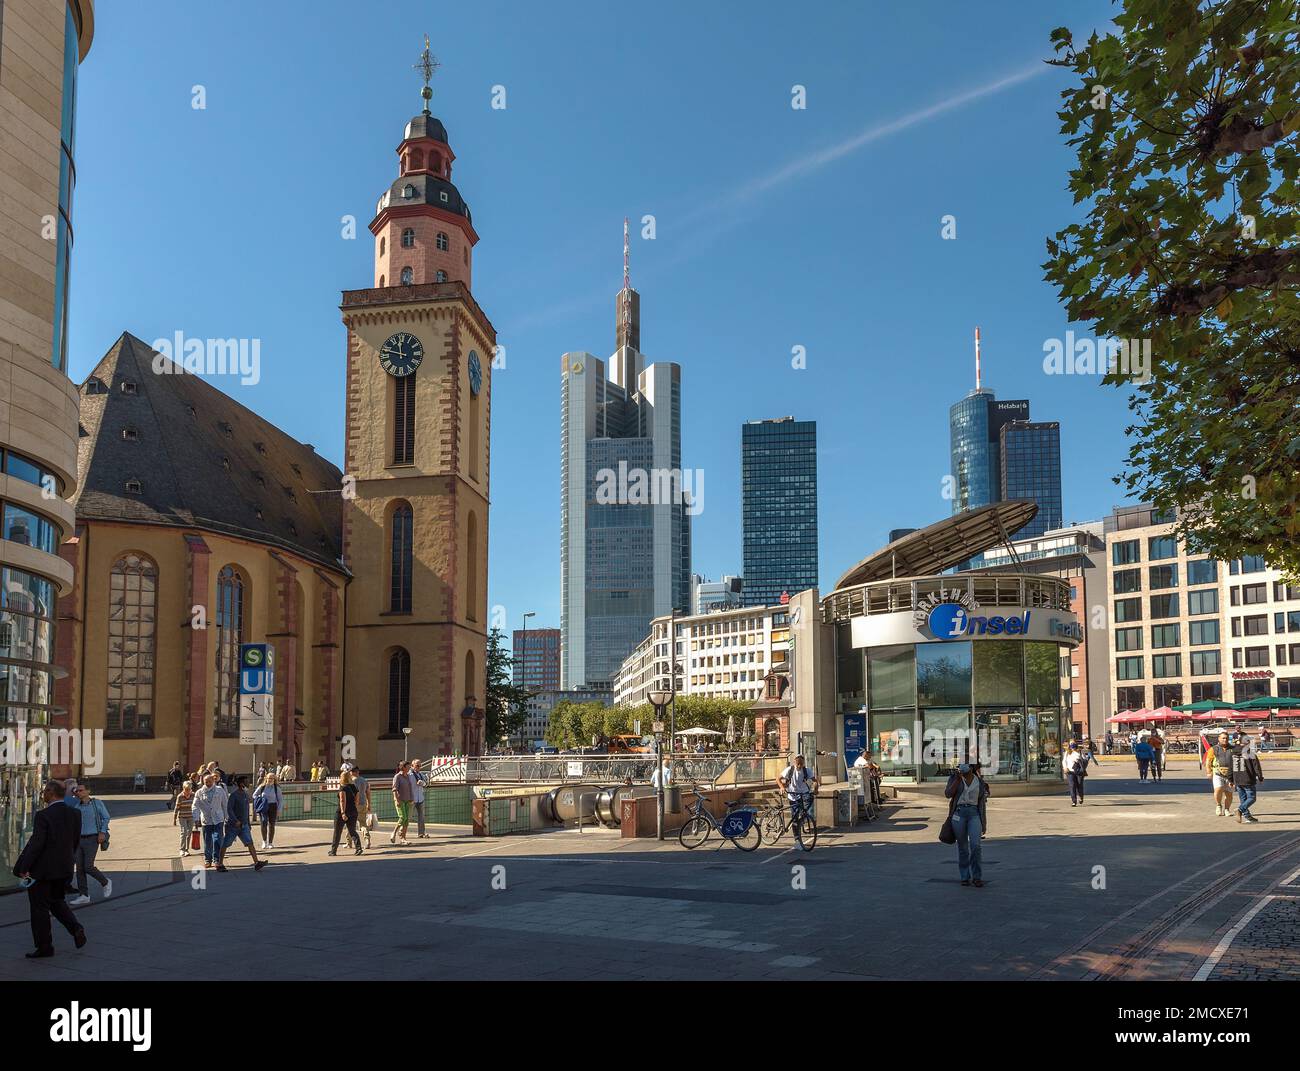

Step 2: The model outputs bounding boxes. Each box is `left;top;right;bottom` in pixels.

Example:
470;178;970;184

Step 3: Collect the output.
742;418;818;605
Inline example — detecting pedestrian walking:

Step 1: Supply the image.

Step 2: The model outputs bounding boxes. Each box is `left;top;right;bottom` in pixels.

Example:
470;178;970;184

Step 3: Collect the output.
65;785;112;906
1207;731;1235;816
410;759;429;838
943;762;990;888
650;758;672;789
1063;741;1090;805
1231;736;1264;823
165;761;184;810
12;780;86;959
192;773;229;871
174;781;196;856
1133;735;1154;781
220;776;267;871
353;768;373;849
390;761;414;844
330;770;363;856
1149;729;1164;781
1104;731;1114;756
253;772;282;849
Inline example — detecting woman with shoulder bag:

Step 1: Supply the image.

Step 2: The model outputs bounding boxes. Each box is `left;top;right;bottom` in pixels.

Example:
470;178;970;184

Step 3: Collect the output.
943;762;990;888
253;772;283;850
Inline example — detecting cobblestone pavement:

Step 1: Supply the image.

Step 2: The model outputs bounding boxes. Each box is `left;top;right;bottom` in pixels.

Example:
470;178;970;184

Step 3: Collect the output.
1207;896;1300;981
2;759;1298;980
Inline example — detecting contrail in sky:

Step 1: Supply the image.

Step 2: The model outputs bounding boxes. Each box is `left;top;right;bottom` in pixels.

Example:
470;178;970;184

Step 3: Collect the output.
511;61;1051;332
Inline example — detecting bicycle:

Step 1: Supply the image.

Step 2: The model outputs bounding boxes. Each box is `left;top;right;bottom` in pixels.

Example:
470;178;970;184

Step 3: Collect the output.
758;791;818;851
678;789;762;852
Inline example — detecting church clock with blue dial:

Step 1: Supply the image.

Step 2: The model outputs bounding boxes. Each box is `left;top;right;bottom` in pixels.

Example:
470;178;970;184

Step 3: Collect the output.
468;349;482;396
379;332;424;376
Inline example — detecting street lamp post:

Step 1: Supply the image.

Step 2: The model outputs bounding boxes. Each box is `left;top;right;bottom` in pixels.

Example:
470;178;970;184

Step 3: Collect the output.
647;686;672;841
402;726;412;763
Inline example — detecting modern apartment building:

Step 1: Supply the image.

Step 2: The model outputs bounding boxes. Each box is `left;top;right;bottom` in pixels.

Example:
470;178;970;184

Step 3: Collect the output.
741;417;817;606
614;603;792;707
0;0;95;889
972;522;1110;740
560;240;690;689
512;626;560;692
522;685;611;748
1104;504;1300;716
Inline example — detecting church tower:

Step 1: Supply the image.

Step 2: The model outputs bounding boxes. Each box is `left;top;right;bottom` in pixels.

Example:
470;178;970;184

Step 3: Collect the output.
340;43;492;764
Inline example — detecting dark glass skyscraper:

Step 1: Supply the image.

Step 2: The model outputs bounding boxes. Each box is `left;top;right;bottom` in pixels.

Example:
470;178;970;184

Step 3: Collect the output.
742;418;818;605
949;386;1061;546
1000;421;1062;538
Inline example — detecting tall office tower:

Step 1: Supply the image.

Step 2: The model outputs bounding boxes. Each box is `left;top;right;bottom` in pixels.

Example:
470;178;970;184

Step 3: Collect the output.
741;417;818;606
0;0;95;890
1000;421;1062;539
560;225;690;689
949;329;1059;543
513;627;560;691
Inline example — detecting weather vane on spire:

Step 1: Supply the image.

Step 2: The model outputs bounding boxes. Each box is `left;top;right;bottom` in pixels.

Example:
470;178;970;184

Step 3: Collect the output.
414;34;439;114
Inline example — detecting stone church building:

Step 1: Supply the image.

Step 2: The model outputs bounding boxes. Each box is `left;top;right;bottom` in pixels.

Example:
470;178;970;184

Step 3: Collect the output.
52;100;493;778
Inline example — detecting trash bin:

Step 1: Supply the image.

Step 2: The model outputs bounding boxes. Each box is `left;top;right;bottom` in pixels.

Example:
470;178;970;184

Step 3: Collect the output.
665;785;682;814
834;789;854;827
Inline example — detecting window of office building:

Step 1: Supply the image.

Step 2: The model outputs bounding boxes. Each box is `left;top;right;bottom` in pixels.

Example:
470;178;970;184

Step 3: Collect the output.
1190;649;1221;676
1115;626;1143;652
1148;564;1179;590
1112;539;1140;565
1148;535;1178;560
1187;559;1217;585
1115;597;1142;623
1116;656;1144;680
1230;555;1267;575
1189;620;1219;646
1113;569;1141;594
1150;593;1179;619
1116;685;1146;709
1152;653;1181;678
1151;623;1180;649
1188;588;1219;616
1191;681;1222;703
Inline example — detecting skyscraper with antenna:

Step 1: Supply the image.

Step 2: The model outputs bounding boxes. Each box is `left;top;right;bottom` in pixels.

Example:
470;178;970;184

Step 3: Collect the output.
948;328;1061;551
559;222;690;689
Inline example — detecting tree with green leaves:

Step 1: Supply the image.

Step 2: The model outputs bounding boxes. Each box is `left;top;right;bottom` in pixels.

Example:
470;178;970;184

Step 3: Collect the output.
1044;1;1299;577
484;627;531;746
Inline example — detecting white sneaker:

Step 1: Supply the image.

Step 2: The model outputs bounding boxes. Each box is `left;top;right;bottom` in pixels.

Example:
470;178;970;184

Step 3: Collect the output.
69;895;90;906
1216;806;1224;816
102;879;113;899
179;849;186;858
260;840;267;849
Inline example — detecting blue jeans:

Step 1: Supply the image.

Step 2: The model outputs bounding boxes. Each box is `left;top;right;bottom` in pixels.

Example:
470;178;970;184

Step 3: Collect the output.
202;825;224;864
1137;758;1149;779
951;803;982;881
1236;784;1257;817
1068;772;1085;803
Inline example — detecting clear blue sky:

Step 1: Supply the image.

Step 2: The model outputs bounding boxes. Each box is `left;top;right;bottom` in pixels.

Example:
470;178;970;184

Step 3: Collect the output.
68;0;1127;633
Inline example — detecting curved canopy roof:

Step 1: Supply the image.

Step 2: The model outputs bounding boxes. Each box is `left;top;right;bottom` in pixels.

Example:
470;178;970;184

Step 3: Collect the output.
834;500;1038;590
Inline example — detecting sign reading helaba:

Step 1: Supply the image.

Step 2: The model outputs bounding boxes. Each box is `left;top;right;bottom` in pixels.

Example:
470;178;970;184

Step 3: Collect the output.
928;602;1032;639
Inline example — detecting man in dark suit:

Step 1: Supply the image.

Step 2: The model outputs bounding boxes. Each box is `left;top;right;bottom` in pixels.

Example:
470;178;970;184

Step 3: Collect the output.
13;779;87;959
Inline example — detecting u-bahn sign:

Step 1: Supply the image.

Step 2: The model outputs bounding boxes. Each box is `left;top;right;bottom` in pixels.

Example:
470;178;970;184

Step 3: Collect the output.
239;643;275;695
239;644;275;746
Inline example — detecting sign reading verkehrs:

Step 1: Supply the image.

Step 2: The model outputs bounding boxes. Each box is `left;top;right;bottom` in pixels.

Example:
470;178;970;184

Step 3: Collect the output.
239;643;275;745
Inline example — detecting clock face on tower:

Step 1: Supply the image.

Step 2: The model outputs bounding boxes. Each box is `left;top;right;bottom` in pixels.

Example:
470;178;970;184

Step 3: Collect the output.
468;350;482;396
378;332;424;376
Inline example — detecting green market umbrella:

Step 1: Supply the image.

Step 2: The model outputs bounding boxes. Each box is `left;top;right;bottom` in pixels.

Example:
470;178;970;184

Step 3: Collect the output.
1234;696;1300;711
1173;700;1230;712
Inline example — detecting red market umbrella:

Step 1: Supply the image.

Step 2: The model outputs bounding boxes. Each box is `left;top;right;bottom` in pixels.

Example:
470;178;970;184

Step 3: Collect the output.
1145;707;1180;722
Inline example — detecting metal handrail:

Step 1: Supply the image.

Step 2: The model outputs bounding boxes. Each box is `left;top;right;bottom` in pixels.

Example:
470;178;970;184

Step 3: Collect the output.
822;573;1072;624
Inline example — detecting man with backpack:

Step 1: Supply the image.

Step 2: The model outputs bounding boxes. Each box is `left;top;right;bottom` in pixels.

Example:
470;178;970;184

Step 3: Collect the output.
1062;740;1090;806
165;761;184;810
1231;735;1264;823
778;753;819;826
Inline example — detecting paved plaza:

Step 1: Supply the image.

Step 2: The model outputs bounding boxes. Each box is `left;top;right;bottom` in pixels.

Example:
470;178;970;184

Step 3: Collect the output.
3;759;1299;981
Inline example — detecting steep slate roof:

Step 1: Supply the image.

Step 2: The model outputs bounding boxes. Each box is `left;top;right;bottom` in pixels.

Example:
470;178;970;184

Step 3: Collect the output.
74;332;344;571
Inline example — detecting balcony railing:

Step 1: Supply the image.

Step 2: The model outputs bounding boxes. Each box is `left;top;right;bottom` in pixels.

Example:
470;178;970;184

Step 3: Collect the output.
822;573;1072;625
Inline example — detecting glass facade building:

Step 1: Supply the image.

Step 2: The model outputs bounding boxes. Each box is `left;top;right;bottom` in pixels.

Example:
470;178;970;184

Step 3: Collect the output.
741;418;818;606
512;627;560;692
0;0;95;890
1000;421;1062;539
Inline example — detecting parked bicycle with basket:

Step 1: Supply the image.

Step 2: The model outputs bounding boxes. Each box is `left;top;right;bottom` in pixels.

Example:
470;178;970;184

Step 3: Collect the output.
678;788;762;851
